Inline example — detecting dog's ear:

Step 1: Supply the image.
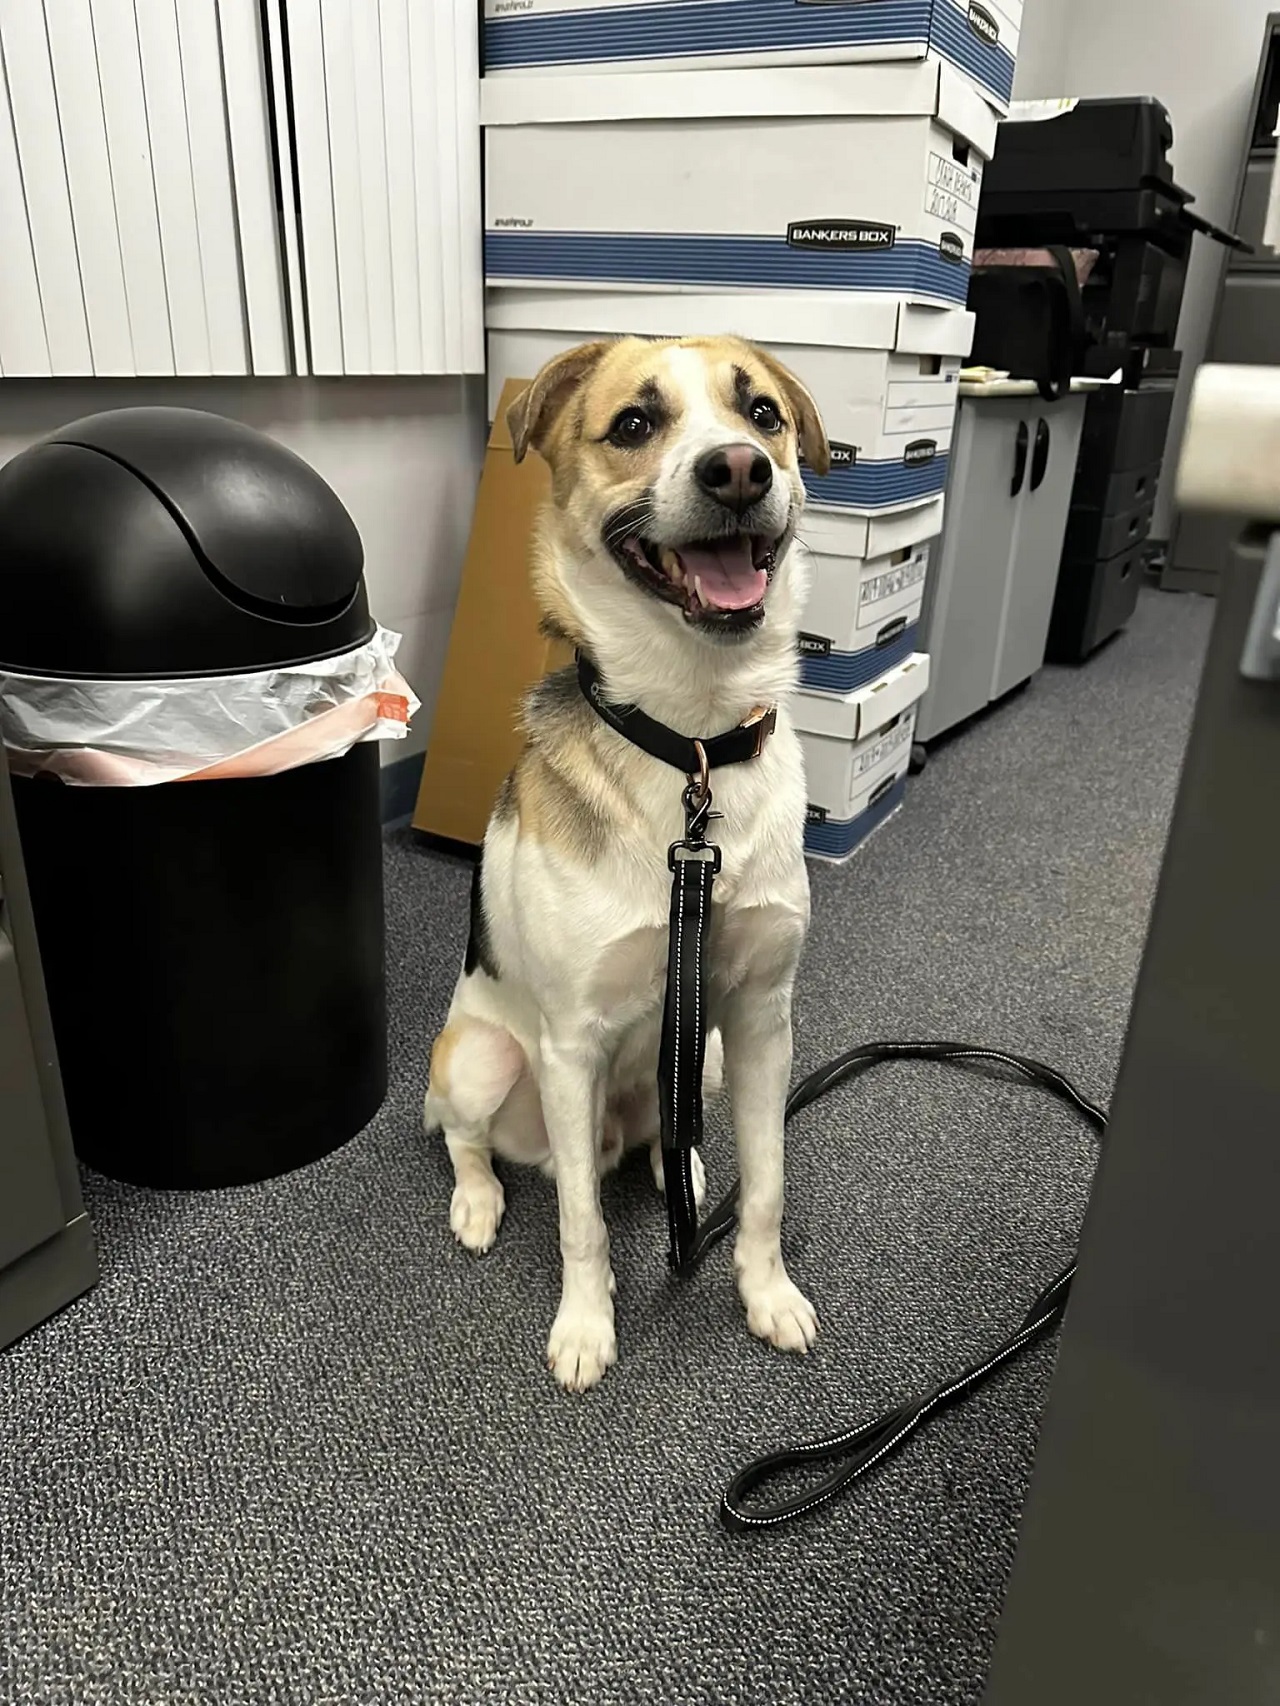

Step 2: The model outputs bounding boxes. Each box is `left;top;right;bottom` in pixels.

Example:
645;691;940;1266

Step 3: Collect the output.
754;349;831;478
506;342;612;465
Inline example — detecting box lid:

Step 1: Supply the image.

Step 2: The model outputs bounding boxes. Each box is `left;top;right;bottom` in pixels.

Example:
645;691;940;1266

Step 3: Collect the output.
481;61;999;157
898;303;975;357
803;502;945;560
792;652;931;741
483;0;1025;28
486;288;974;357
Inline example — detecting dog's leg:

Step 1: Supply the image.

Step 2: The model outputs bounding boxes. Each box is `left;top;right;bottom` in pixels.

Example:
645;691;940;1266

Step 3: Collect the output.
721;983;818;1353
445;1135;506;1255
539;1022;616;1392
427;1017;526;1255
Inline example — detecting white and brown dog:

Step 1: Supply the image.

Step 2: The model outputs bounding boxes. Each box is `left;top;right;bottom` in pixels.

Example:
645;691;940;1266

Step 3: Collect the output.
424;335;831;1391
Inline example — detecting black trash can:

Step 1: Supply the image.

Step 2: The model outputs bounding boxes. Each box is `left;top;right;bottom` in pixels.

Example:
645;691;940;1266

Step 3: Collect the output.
0;407;388;1188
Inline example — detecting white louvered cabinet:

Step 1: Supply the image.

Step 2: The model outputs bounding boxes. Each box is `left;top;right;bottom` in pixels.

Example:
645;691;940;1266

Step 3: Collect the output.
0;0;482;380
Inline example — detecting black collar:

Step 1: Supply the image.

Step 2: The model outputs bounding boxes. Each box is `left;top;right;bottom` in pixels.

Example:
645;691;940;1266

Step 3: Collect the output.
576;652;777;776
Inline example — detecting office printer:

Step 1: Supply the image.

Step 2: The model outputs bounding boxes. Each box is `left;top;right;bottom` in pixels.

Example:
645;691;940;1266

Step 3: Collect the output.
975;97;1243;662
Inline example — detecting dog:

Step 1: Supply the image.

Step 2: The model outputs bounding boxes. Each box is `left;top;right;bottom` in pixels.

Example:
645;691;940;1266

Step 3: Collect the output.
424;335;831;1391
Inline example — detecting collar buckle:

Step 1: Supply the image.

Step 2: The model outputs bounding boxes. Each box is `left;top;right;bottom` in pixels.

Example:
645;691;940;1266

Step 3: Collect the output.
743;705;778;759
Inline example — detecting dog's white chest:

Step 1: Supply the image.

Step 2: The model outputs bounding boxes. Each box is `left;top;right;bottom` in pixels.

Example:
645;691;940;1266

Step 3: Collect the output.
588;922;669;1013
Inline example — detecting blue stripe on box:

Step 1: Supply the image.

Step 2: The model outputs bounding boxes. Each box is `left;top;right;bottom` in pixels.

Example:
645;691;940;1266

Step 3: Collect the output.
800;624;919;694
802;454;949;511
804;775;908;862
484;231;970;305
484;0;1015;103
931;0;1015;100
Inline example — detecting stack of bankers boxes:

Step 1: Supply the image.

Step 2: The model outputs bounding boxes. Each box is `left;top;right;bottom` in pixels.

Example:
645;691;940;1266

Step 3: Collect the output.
480;0;1021;862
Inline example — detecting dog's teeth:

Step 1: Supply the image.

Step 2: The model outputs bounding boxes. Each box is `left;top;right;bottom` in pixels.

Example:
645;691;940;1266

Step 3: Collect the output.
694;574;710;609
660;547;685;585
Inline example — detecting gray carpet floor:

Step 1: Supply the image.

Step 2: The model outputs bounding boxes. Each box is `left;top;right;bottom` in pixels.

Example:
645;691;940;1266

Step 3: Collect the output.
1;586;1214;1706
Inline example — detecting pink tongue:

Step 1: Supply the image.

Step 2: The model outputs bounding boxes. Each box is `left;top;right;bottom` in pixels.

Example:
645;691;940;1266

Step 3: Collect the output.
678;538;766;611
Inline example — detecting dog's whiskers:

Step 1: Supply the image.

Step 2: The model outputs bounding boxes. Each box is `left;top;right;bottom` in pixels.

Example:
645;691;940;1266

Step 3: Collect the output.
603;502;655;550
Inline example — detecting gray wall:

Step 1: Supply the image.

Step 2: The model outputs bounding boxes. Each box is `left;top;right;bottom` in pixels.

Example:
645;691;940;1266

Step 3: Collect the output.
1012;0;1073;101
1013;0;1275;536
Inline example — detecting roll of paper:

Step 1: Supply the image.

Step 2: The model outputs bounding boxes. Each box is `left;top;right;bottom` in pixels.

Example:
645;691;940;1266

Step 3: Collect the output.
1177;364;1280;519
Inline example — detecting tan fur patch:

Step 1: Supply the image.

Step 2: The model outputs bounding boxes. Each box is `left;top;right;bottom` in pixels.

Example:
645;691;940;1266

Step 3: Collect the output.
513;738;644;862
430;1015;528;1118
532;333;829;486
530;524;587;649
512;668;647;860
429;1021;464;1100
514;752;610;859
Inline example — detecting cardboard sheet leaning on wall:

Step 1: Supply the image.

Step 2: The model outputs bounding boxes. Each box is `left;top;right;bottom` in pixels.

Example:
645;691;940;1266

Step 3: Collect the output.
413;377;573;847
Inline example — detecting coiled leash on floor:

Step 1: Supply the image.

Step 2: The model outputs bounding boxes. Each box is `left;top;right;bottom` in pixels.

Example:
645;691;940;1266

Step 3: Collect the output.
578;656;1108;1532
719;1044;1106;1532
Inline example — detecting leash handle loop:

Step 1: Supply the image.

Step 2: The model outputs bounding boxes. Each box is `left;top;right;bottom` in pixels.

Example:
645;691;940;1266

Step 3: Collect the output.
717;1043;1108;1531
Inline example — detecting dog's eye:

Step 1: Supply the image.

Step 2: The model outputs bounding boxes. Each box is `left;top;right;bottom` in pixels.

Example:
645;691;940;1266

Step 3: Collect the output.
750;397;783;434
608;408;654;448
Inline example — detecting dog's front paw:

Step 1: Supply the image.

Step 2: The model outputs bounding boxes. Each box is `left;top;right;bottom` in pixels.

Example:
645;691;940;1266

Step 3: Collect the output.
450;1174;505;1254
739;1268;818;1354
546;1297;617;1392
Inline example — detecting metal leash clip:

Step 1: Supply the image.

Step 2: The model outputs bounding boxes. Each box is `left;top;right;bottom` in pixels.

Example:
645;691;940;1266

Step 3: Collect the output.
668;740;722;871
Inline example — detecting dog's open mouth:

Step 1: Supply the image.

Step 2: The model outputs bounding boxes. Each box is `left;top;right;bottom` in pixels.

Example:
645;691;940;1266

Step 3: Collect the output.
616;534;778;626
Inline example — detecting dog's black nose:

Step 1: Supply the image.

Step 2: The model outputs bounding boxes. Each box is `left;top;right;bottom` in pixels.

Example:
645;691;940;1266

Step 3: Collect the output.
695;445;772;514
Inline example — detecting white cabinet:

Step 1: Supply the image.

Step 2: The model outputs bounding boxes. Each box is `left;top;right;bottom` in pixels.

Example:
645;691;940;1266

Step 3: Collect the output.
0;1;482;380
274;0;483;375
0;0;284;378
917;393;1086;743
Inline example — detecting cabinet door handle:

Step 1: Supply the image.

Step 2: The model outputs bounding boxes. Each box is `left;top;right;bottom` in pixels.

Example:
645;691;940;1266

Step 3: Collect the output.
1011;420;1030;495
1030;418;1051;491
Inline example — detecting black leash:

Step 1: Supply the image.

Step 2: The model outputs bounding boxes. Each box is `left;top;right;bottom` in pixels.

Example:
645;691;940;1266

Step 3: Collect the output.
577;652;772;1273
720;1043;1106;1532
578;661;1108;1531
657;770;721;1270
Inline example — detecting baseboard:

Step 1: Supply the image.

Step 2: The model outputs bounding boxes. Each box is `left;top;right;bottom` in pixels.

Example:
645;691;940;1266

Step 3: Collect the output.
1159;565;1219;597
0;1212;98;1353
380;751;425;826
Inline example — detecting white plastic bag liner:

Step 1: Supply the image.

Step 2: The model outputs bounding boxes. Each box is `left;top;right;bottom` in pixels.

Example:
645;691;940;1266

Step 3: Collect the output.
0;626;420;786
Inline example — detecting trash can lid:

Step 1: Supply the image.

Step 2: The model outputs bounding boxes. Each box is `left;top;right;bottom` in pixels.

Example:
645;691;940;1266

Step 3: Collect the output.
0;407;373;679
